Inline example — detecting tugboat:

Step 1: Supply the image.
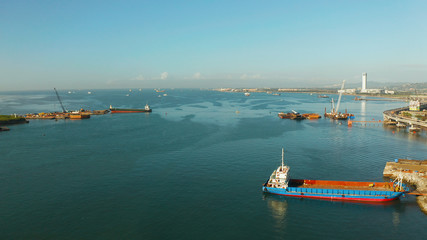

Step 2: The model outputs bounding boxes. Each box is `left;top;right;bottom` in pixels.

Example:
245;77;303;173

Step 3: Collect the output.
289;110;305;120
263;149;408;202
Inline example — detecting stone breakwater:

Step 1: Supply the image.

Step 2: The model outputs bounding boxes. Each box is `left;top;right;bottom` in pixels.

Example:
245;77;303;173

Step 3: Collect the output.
383;159;427;214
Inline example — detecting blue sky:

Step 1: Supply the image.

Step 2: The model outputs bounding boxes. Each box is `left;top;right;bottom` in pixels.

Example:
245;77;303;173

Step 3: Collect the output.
1;0;426;90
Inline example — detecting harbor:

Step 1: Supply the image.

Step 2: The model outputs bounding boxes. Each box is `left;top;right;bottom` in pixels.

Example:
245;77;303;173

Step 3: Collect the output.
383;103;427;131
1;88;426;239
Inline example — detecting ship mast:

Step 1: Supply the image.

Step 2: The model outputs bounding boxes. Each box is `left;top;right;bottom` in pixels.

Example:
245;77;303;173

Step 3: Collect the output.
281;148;284;170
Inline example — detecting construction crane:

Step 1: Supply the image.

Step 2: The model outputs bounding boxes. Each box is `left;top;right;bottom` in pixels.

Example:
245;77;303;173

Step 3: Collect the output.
335;80;346;114
54;88;67;113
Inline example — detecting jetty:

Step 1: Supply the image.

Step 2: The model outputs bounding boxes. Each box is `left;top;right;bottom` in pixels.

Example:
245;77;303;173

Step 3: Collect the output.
383;104;427;130
383;159;427;214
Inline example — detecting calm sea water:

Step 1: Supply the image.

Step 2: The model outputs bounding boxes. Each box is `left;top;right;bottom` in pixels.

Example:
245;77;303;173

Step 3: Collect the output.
0;89;426;239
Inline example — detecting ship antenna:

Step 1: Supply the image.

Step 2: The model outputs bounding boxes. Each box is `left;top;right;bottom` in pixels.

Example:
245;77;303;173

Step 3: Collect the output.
281;148;284;170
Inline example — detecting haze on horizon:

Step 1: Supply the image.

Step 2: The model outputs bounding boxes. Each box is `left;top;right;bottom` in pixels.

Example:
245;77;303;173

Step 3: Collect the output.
1;0;426;91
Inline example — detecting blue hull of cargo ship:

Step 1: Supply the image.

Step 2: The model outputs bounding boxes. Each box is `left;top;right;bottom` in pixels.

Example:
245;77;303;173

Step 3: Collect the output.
262;183;405;202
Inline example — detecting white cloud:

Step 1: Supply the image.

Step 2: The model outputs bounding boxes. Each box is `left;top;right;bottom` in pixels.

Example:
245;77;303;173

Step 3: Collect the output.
132;74;145;81
193;72;201;79
160;72;168;80
240;74;262;80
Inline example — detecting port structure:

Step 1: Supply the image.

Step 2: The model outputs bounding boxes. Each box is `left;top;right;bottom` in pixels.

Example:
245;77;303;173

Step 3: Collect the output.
383;104;427;129
348;120;382;127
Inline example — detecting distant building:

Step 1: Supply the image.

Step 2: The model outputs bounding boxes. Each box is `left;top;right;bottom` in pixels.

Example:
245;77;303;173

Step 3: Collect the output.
361;73;367;92
385;90;395;94
243;88;258;92
278;88;299;92
409;100;420;111
338;89;356;94
364;89;383;94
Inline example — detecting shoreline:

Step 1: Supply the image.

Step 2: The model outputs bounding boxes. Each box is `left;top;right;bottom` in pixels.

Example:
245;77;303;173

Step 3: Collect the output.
213;88;416;101
383;160;427;215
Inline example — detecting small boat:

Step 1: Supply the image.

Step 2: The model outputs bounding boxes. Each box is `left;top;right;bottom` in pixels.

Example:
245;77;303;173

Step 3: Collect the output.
396;122;406;128
278;110;306;120
91;109;110;115
244;92;250;96
333;113;349;120
317;95;329;98
383;120;397;125
289;110;305;120
0;126;10;131
262;149;408;202
109;104;152;113
302;113;321;119
69;111;90;120
278;112;292;119
409;125;420;132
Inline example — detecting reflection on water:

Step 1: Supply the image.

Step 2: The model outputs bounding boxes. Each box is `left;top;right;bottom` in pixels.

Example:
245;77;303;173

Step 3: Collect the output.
392;211;400;227
264;192;408;230
383;125;427;144
361;101;366;119
264;194;288;237
267;197;288;222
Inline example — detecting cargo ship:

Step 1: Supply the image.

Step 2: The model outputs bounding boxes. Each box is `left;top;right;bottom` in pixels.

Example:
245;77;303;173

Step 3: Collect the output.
262;149;408;202
109;104;152;113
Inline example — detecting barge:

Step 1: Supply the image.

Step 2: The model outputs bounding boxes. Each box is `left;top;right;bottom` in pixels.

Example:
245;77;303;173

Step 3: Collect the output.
262;149;408;202
109;104;152;113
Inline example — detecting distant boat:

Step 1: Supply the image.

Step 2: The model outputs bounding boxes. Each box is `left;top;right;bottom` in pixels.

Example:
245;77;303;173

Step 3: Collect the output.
0;126;10;131
318;95;329;98
109;104;152;113
244;92;250;96
263;149;408;202
69;111;90;120
88;91;92;94
396;122;406;128
409;125;420;132
156;89;165;93
302;113;321;119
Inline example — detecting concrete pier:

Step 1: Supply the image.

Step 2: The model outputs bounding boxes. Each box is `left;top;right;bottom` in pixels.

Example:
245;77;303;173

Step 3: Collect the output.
383;159;427;214
383;104;427;130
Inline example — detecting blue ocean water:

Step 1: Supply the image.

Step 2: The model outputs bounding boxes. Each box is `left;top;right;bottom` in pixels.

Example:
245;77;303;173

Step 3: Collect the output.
0;89;426;239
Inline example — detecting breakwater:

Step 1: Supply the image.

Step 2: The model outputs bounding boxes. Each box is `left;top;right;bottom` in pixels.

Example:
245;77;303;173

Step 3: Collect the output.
383;159;427;214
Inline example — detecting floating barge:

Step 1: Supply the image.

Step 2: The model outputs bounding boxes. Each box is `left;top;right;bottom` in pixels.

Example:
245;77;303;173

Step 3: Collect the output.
278;110;321;120
263;149;408;202
109;104;152;113
69;111;90;120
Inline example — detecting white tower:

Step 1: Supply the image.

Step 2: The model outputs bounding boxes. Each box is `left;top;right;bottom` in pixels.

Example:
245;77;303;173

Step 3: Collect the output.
361;73;367;92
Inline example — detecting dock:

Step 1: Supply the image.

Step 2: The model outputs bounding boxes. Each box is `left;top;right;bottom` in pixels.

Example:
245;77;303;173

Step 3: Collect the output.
383;159;427;214
383;104;427;130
